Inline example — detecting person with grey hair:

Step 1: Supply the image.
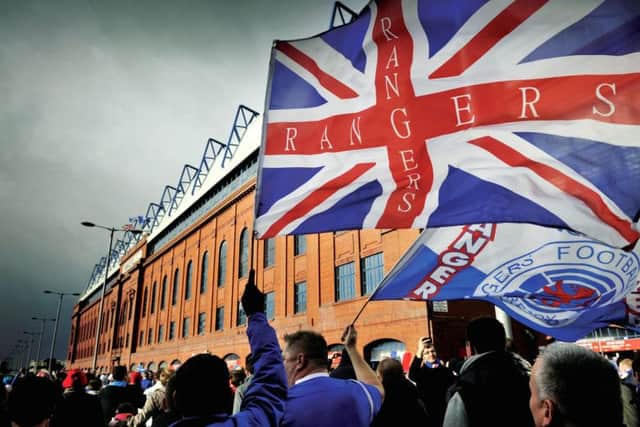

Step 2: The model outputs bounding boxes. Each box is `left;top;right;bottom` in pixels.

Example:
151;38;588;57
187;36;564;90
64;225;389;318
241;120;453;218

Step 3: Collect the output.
529;342;624;427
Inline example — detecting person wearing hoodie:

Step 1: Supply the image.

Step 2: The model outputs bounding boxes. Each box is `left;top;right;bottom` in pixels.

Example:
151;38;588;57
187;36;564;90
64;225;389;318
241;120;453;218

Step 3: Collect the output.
53;369;103;427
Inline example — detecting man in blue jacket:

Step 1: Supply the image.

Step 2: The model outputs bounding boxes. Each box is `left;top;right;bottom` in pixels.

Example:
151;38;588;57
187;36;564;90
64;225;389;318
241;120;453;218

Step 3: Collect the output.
168;270;287;427
281;324;384;427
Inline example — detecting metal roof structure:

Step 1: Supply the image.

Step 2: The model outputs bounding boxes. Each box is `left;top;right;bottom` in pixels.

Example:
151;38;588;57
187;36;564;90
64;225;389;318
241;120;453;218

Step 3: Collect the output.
78;0;362;302
79;104;260;301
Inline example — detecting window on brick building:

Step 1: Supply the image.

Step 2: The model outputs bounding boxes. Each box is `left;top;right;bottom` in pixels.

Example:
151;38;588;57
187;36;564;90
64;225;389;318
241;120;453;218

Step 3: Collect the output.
361;252;384;296
158;325;164;343
139;330;144;346
169;321;176;340
150;281;157;314
198;312;206;335
160;275;167;310
185;261;193;301
200;251;209;294
265;292;275;320
148;328;153;345
122;302;127;324
142;287;148;317
215;307;224;331
264;238;275;268
239;228;249;278
335;262;356;302
294;281;307;314
294;235;306;256
182;317;190;338
237;302;246;326
218;241;227;287
172;268;180;306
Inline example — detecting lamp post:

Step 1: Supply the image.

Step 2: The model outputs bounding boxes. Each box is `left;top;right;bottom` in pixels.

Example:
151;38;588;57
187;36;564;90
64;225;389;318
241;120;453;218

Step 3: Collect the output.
32;316;55;368
82;221;143;371
23;331;39;372
16;339;27;371
44;290;80;372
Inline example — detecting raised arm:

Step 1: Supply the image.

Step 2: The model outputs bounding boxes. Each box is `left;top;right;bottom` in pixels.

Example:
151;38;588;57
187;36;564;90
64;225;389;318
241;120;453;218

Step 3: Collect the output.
234;270;288;427
342;324;385;399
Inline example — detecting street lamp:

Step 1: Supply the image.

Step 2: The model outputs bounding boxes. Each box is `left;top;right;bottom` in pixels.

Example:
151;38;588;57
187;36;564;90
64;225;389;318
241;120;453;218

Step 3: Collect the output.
44;290;80;372
15;339;27;371
23;331;39;372
32;316;55;368
82;221;143;371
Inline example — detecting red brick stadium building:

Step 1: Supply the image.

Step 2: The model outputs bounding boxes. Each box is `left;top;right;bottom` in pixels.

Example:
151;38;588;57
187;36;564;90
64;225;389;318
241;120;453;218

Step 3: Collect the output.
67;107;539;373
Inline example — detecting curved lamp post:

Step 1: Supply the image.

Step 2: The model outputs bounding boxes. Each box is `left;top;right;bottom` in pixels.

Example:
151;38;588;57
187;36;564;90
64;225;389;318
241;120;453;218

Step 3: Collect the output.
82;221;143;371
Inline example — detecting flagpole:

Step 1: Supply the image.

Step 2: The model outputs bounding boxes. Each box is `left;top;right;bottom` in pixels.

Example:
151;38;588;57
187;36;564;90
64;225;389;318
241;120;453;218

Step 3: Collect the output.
351;277;389;325
250;230;259;291
425;301;433;339
351;294;375;326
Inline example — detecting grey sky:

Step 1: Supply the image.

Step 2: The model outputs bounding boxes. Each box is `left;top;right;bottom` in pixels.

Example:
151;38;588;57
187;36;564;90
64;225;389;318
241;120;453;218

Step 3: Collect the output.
0;0;367;365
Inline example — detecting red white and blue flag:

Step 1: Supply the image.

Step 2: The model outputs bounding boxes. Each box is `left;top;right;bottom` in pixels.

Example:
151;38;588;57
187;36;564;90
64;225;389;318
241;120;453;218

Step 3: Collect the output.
255;0;640;247
370;223;640;341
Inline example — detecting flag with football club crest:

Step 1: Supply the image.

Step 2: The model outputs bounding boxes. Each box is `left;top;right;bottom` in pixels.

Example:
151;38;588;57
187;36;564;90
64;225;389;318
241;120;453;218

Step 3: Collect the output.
370;222;640;341
254;0;640;248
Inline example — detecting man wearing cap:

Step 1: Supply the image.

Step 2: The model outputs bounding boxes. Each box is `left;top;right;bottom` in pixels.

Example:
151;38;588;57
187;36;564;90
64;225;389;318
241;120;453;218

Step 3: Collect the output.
55;369;103;426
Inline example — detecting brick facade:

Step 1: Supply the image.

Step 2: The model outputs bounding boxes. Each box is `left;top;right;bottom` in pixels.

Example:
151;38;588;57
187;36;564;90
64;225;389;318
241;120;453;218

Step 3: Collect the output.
67;160;536;372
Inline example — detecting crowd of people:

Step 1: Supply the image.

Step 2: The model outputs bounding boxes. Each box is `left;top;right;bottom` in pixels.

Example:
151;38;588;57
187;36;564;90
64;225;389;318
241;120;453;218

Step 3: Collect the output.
0;271;631;427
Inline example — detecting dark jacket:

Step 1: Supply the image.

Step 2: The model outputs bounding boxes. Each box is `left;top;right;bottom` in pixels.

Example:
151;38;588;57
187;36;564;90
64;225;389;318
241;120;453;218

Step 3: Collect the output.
372;376;430;427
444;351;534;427
54;389;104;427
408;357;455;426
100;384;145;425
621;382;639;427
329;349;356;380
170;312;287;427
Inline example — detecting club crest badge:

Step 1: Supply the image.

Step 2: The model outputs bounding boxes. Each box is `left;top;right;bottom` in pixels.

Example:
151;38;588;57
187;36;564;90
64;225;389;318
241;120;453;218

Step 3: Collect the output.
474;240;640;328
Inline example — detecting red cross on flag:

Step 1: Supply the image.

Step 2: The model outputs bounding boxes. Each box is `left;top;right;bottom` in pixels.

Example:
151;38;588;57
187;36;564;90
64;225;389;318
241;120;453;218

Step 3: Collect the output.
254;0;640;247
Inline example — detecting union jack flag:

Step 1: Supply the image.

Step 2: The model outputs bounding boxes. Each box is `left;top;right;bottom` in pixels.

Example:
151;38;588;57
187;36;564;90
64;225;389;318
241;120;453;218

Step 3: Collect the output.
255;0;640;247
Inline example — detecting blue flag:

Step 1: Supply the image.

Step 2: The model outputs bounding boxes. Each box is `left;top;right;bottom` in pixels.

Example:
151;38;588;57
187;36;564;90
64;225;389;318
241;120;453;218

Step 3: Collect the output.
370;223;640;341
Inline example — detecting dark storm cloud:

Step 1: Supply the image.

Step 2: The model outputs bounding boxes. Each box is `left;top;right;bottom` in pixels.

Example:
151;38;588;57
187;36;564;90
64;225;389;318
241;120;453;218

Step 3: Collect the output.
0;0;367;364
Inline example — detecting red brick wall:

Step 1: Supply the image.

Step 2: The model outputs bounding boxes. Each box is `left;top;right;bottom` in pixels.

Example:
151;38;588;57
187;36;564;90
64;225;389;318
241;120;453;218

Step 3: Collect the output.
68;179;506;371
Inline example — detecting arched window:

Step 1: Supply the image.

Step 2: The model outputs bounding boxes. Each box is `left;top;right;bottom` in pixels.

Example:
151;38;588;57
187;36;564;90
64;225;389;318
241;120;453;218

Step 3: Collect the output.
364;339;407;369
172;268;180;306
185;261;193;301
160;275;167;310
239;228;249;278
122;302;128;324
223;353;240;370
218;241;227;287
142;287;148;317
150;281;157;314
200;251;209;294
